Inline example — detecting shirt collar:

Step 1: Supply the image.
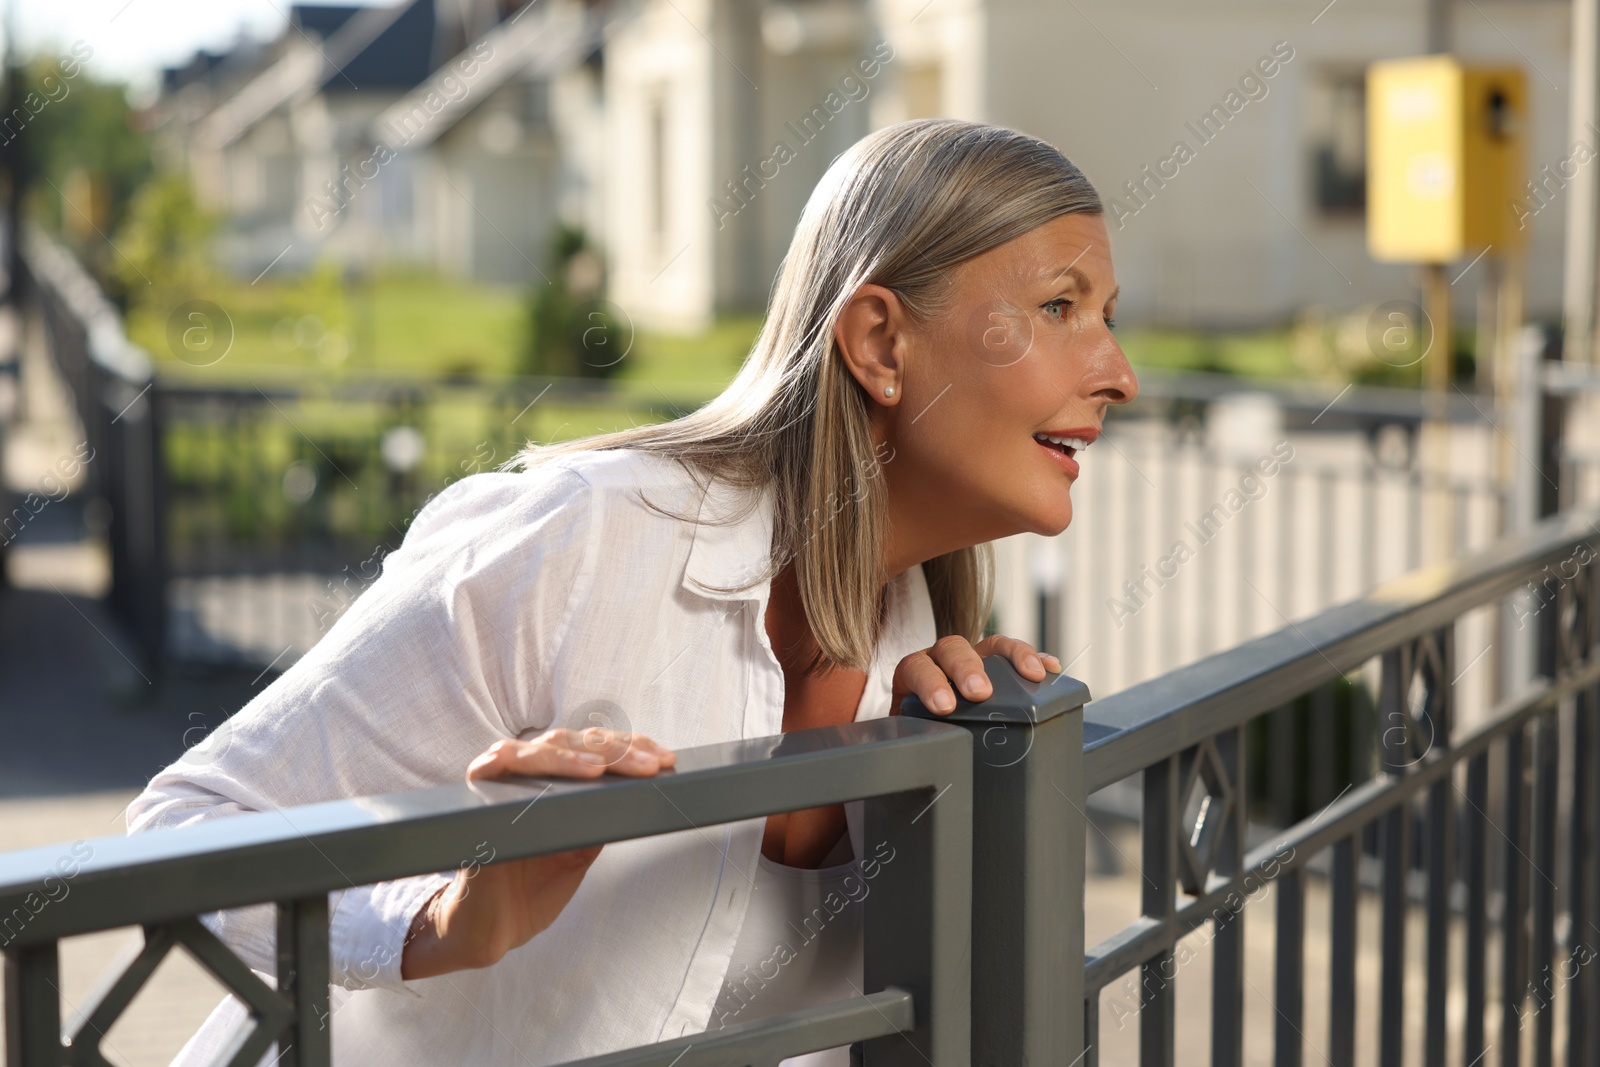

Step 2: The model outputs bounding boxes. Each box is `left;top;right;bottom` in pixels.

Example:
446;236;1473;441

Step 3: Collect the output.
681;475;777;602
679;474;939;670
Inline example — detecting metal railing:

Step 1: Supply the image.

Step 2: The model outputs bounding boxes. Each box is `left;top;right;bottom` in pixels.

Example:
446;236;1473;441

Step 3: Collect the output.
6;504;1600;1065
23;228;166;666
1;716;975;1066
1074;504;1600;1067
16;228;706;673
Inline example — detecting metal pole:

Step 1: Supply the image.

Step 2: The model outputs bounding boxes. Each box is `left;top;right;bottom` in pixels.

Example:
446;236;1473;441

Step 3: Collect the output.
1422;263;1453;565
902;657;1091;1065
0;0;19;588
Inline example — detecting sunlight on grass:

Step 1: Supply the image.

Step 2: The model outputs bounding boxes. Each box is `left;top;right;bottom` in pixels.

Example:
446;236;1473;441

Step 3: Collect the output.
620;313;763;392
130;270;763;398
127;269;527;380
1116;328;1299;379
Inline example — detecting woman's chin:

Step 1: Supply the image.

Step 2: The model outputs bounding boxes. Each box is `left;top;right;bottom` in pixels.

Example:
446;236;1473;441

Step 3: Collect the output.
1026;500;1073;537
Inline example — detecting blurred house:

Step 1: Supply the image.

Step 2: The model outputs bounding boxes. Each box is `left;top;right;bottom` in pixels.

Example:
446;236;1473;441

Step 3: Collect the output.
607;0;1573;332
152;0;603;283
156;0;1573;331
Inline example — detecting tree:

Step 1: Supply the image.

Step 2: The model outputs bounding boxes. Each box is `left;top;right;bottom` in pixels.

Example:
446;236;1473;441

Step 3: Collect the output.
20;52;153;302
109;172;215;300
520;224;630;380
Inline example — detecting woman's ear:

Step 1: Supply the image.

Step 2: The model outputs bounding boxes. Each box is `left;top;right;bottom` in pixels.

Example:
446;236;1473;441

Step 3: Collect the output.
833;283;906;404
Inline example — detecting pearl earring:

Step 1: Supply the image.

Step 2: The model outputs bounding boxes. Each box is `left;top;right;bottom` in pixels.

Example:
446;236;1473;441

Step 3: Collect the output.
884;385;895;398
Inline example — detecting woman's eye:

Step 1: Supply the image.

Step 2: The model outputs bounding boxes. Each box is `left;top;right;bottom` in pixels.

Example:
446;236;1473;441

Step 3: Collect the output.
1105;316;1118;331
1044;299;1073;320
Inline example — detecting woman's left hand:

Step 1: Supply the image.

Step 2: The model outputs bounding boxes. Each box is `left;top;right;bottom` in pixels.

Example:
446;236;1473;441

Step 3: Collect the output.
891;635;1062;716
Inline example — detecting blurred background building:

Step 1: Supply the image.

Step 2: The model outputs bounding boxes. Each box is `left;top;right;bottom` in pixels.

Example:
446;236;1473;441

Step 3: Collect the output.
2;0;1597;1060
148;0;1578;332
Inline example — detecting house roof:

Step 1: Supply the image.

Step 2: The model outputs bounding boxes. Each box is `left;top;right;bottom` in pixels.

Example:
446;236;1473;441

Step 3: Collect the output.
192;0;433;148
188;0;586;151
317;0;437;92
373;2;603;150
291;4;367;40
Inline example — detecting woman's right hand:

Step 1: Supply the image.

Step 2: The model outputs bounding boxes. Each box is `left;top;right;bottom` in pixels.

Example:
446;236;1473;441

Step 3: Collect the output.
400;727;677;980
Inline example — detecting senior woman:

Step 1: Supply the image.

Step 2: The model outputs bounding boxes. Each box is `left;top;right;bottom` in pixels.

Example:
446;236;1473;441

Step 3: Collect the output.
132;116;1137;1065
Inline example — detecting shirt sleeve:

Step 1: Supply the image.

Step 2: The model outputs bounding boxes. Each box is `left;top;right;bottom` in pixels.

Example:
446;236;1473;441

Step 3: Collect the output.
125;462;599;992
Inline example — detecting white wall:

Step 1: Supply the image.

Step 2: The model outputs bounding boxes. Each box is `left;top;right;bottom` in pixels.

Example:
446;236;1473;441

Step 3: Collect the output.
933;0;1572;327
605;0;721;332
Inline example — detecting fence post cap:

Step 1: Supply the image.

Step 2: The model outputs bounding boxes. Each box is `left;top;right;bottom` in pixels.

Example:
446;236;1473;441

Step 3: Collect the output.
899;654;1091;724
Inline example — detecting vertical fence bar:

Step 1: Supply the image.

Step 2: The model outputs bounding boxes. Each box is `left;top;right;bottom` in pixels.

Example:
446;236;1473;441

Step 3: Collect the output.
1085;989;1100;1067
862;736;973;1067
1157;439;1174;674
1568;688;1592;1067
1275;866;1306;1067
1503;725;1529;1067
1269;704;1296;832
1378;648;1409;1067
1363;470;1377;591
1329;835;1357;1067
1201;453;1220;659
277;894;331;1067
1424;626;1455;1067
1423;772;1452;1067
1310;685;1336;816
1211;726;1246;1067
1141;754;1179;1067
1583;671;1600;1067
1378;800;1409;1067
1585;563;1600;1066
1238;466;1254;648
1464;752;1490;1067
1319;470;1336;606
3;942;60;1067
1279;465;1295;630
1408;469;1422;571
1530;710;1559;1067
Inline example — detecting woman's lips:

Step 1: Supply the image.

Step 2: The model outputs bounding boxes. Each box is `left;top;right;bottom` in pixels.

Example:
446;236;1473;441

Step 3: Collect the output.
1033;436;1080;478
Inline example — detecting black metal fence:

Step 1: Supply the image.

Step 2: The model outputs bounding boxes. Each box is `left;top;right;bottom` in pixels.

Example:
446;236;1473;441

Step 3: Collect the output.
5;502;1600;1065
24;229;166;665
1079;505;1600;1067
17;228;697;672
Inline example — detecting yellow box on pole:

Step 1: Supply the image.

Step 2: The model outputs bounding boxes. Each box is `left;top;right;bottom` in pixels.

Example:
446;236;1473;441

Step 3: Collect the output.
1367;56;1524;263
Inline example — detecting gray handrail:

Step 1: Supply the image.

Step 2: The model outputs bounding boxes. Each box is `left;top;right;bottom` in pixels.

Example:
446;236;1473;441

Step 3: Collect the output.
0;716;967;946
1;715;975;1067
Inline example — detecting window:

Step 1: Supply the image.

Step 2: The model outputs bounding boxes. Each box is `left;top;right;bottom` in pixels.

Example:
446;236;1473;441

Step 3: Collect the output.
1308;69;1366;216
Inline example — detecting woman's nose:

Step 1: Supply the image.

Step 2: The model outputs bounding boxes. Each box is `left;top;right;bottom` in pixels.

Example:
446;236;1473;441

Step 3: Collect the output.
1089;342;1139;407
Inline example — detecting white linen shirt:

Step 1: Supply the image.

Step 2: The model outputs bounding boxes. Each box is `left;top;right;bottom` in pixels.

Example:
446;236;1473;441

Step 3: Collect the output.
127;446;939;1066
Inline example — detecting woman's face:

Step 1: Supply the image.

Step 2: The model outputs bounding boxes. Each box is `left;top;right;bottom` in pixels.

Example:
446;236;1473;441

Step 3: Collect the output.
848;211;1138;567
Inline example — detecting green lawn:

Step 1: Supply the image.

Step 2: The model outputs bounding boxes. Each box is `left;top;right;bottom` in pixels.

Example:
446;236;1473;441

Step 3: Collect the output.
129;265;1311;392
129;271;762;398
1115;327;1299;379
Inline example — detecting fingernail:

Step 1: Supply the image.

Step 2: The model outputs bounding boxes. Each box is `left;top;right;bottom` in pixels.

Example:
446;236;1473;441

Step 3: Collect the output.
1026;655;1044;674
577;752;606;765
962;673;987;695
931;690;956;712
626;749;652;765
